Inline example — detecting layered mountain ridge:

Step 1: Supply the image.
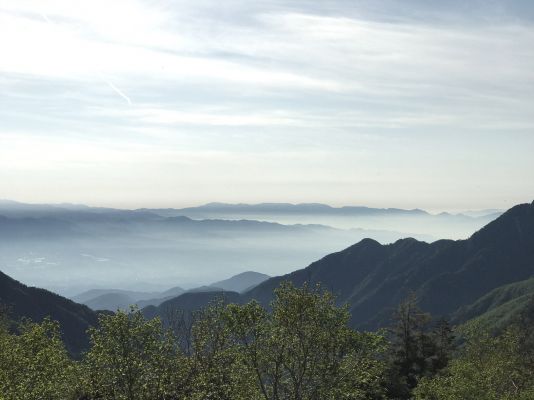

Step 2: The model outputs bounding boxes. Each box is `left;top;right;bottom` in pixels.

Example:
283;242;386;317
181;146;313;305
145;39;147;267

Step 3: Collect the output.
145;201;534;330
244;201;534;329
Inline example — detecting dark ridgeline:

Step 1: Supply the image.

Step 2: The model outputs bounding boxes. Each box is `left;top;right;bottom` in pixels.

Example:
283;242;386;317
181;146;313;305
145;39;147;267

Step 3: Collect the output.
244;201;534;329
143;290;242;321
210;271;270;293
0;271;99;356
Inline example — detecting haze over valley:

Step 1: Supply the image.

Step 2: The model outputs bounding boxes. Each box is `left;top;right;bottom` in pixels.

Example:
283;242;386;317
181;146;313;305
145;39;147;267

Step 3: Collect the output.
0;199;499;296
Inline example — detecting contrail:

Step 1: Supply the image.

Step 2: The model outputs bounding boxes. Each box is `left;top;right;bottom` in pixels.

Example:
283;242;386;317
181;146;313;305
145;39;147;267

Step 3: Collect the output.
104;80;132;105
39;13;132;106
41;13;52;24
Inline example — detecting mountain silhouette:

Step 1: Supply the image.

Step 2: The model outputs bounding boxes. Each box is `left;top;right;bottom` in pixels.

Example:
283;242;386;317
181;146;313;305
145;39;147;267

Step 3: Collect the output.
0;270;99;356
210;271;270;292
143;290;242;321
243;201;534;328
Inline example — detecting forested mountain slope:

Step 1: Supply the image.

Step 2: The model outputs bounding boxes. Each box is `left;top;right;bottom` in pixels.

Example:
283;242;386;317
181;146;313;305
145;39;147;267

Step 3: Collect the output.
0;270;99;355
243;201;534;329
452;277;534;332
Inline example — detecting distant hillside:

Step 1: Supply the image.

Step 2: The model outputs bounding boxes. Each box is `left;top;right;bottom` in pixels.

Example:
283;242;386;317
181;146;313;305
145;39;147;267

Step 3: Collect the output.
143;290;242;321
81;272;268;312
73;288;161;304
210;271;270;292
452;277;534;332
85;292;135;311
159;286;187;298
74;286;186;311
0;270;99;356
135;287;187;309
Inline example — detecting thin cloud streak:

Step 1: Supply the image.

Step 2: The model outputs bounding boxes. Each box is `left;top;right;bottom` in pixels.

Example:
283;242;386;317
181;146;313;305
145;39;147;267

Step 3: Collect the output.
104;80;132;105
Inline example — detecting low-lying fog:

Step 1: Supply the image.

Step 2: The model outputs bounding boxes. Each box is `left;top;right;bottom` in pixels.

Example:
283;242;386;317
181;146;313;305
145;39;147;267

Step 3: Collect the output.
0;201;500;296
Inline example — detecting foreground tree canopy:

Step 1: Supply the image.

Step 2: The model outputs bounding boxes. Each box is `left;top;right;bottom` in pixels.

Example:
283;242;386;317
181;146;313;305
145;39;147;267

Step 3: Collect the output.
415;298;534;400
0;283;533;400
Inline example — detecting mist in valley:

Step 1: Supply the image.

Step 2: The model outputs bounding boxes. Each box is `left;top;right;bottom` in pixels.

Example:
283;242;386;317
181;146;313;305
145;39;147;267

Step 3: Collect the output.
0;200;499;297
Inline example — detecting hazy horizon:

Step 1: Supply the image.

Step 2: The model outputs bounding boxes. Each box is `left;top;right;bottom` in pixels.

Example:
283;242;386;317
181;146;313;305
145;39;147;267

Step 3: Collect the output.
0;197;504;294
0;197;512;215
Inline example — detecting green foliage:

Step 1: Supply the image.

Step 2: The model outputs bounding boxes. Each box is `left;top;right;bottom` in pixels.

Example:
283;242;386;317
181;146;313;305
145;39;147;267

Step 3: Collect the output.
386;294;455;399
1;282;532;400
81;306;187;400
188;300;259;399
0;318;78;400
455;280;534;335
0;303;11;335
414;326;534;400
516;295;534;371
225;282;387;400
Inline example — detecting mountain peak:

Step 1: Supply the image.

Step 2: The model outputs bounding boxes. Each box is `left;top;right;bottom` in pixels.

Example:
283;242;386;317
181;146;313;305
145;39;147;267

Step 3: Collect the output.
353;238;382;247
469;201;534;244
210;271;270;293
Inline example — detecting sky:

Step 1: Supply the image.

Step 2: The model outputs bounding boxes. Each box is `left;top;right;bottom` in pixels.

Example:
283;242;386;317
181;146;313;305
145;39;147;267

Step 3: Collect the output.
0;0;533;212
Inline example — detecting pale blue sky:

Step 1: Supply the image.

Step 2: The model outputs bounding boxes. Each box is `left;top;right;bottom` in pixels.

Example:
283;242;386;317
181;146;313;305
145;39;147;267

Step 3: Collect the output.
0;0;533;211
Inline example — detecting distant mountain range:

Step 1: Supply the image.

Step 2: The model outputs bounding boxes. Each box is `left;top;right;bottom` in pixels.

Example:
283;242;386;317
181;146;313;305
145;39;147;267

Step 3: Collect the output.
140;202;502;236
0;200;448;292
0;199;500;235
142;202;430;217
142;202;499;218
0;199;503;220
